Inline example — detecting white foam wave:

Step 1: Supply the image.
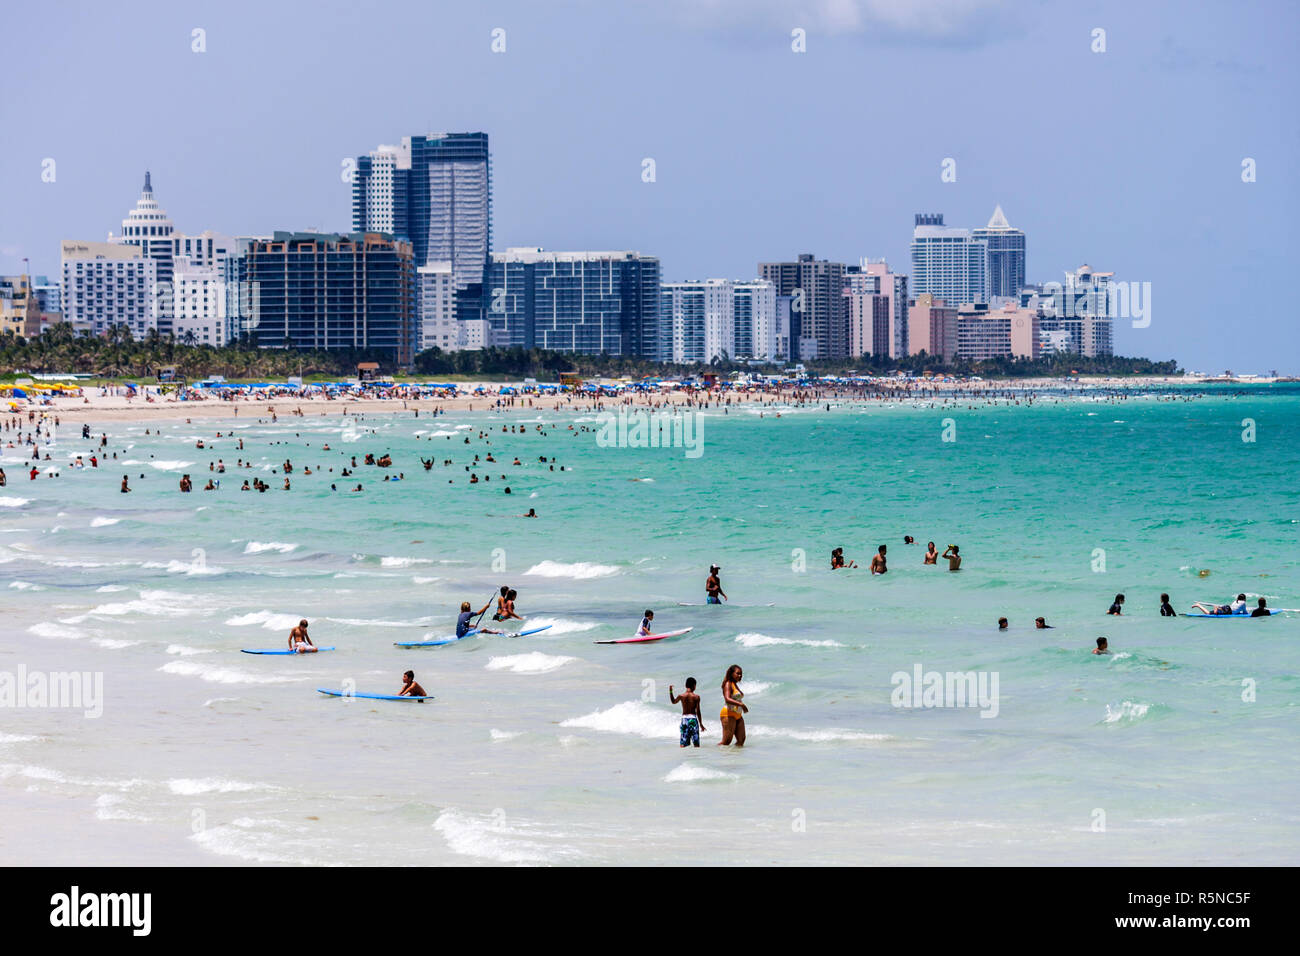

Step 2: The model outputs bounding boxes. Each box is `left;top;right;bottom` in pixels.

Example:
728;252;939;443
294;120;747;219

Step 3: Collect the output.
225;610;301;631
748;725;890;742
519;616;597;635
28;621;84;640
244;541;299;554
1104;700;1151;724
664;763;737;783
433;810;580;864
90;517;120;527
485;653;577;675
560;700;675;739
524;560;619;579
158;660;305;685
0;497;29;507
167;777;279;795
734;632;844;648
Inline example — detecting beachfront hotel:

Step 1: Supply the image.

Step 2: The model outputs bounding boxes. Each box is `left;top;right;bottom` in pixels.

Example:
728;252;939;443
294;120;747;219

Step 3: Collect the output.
59;240;158;339
352;133;492;327
109;172;176;335
242;231;417;365
910;214;990;308
758;254;850;361
484;248;661;358
907;293;959;362
844;260;909;359
972;205;1026;299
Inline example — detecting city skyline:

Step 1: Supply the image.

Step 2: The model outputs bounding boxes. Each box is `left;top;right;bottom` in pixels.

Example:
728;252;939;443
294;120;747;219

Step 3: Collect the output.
1;1;1296;372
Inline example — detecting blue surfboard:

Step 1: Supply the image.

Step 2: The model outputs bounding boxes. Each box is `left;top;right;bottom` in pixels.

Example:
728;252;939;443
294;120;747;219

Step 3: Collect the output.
1184;612;1270;619
316;688;434;701
242;647;337;654
394;629;478;648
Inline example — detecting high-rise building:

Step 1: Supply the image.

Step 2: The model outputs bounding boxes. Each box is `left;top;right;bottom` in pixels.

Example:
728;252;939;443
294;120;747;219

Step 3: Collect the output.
955;302;1039;361
1028;265;1115;357
845;260;908;359
60;240;157;338
661;279;735;364
484;248;661;357
907;293;958;363
170;232;238;346
111;172;176;334
758;254;848;360
733;280;777;361
0;274;41;337
352;133;491;325
416;262;459;352
972;205;1026;299
910;214;988;307
244;232;416;365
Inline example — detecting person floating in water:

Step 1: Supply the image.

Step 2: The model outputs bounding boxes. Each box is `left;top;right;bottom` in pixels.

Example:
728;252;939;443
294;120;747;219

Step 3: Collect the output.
1191;594;1248;616
943;544;961;571
870;545;888;575
998;617;1009;630
1107;593;1125;615
1159;593;1177;617
1093;637;1109;655
670;677;706;748
706;565;727;604
288;619;318;653
1035;617;1053;629
398;670;427;698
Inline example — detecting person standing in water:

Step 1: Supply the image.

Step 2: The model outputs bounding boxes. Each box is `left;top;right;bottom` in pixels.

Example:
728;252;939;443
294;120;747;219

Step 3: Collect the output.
924;542;938;565
670;677;706;747
706;565;727;604
1159;593;1177;617
942;544;961;570
1107;593;1125;615
870;545;888;575
1251;598;1272;617
718;664;748;747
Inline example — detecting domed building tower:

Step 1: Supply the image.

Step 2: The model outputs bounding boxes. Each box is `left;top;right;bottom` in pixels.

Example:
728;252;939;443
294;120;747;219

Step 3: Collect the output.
111;171;176;334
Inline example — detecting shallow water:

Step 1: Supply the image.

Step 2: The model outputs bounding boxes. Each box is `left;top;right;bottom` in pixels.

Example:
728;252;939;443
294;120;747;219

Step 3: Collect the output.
2;386;1298;865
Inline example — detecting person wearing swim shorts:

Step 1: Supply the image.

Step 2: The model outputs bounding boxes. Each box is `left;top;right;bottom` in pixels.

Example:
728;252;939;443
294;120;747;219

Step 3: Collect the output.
670;677;706;747
457;600;489;637
288;619;317;653
718;664;748;747
706;565;727;604
637;610;654;637
398;671;427;697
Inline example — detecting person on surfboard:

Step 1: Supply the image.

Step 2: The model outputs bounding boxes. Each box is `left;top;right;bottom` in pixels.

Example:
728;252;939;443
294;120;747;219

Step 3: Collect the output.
670;677;706;747
398;671;427;697
288;619;318;653
636;610;655;637
706;566;727;604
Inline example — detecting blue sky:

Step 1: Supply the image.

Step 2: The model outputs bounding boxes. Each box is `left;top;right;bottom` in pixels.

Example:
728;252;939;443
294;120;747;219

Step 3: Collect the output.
2;0;1296;371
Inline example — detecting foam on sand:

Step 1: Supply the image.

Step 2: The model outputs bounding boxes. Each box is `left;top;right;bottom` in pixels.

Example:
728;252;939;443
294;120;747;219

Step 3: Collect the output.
485;652;577;675
524;560;619;579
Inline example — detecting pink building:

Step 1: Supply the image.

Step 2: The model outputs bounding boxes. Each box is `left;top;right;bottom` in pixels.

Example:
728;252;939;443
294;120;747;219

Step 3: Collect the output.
907;293;958;363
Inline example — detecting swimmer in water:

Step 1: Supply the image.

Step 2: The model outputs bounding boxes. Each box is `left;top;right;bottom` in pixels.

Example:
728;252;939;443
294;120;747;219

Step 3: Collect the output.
943;544;961;571
998;617;1008;630
870;545;887;575
924;542;938;565
1251;598;1272;618
1159;593;1177;617
1035;617;1053;629
831;547;857;570
1107;593;1125;615
1092;637;1109;655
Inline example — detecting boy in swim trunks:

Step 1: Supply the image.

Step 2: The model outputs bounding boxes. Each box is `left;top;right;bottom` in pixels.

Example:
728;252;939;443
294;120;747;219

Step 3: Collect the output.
398;671;427;697
669;677;706;747
288;619;317;652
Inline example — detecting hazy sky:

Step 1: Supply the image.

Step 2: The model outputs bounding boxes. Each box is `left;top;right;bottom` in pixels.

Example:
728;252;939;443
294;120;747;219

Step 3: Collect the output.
2;0;1296;372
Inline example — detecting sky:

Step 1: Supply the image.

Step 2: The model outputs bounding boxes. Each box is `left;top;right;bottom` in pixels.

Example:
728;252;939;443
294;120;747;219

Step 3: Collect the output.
1;0;1296;372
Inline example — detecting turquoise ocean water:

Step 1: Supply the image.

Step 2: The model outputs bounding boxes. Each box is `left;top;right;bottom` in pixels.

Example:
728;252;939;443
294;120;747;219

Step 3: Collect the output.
2;385;1297;865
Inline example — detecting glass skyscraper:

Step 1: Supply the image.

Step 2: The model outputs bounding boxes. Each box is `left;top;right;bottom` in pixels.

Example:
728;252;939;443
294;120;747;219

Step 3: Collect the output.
910;214;989;307
972;205;1026;299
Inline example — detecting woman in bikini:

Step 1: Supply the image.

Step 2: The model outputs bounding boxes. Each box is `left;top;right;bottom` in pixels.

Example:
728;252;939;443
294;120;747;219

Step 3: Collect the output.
924;541;939;565
718;664;748;747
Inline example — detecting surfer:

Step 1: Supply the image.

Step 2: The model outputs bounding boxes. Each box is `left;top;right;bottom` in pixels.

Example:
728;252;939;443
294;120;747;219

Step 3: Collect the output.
1191;594;1247;616
1251;598;1272;617
706;565;727;604
870;545;888;575
669;677;706;747
457;600;490;638
637;610;655;637
1107;593;1125;615
718;665;748;747
1159;593;1177;617
1093;637;1109;655
924;542;938;565
398;671;427;697
942;544;961;570
288;619;317;653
